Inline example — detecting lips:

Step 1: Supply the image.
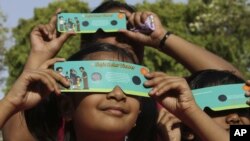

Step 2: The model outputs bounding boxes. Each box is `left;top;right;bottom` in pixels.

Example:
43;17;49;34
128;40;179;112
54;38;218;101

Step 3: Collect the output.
100;105;129;117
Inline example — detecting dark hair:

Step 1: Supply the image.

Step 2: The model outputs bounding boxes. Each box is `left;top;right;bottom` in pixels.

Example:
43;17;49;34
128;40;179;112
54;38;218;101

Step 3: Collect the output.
25;42;157;141
187;69;245;89
68;42;137;64
92;0;136;13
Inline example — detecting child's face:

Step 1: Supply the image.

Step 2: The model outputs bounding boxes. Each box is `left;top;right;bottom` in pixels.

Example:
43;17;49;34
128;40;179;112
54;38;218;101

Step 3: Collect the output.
71;51;140;138
207;108;250;131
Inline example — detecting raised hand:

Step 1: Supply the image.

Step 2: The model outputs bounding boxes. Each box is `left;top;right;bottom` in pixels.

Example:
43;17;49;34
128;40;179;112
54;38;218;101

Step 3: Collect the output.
119;11;167;48
4;58;69;112
144;72;197;116
26;8;75;70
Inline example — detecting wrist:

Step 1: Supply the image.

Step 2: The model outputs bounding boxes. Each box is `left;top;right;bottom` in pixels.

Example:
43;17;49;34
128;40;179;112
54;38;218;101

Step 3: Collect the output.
1;96;19;116
158;31;173;51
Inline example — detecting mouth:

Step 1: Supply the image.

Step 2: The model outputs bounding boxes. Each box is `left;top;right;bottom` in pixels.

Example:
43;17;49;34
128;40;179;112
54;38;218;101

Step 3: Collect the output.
101;106;128;117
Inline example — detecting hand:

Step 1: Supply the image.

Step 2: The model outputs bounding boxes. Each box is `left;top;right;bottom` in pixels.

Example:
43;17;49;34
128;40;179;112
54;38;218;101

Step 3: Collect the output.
4;58;70;112
157;108;181;141
144;72;197;116
119;11;167;48
27;8;75;69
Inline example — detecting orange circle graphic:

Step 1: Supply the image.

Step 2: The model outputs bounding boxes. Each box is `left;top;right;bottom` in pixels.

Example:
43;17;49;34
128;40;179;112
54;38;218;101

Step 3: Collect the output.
243;85;250;91
118;13;124;19
140;67;149;75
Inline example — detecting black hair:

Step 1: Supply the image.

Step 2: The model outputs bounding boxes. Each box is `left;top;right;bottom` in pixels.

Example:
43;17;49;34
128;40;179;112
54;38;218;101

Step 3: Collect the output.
187;69;245;89
25;42;157;141
68;42;136;64
92;0;136;13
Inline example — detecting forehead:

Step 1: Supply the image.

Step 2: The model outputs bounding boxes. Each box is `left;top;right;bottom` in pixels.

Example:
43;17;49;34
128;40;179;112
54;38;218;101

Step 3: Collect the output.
83;51;133;63
104;7;131;13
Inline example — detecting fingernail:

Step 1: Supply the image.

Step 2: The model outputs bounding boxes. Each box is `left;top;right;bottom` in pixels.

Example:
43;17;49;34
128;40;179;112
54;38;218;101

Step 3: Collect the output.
149;89;156;95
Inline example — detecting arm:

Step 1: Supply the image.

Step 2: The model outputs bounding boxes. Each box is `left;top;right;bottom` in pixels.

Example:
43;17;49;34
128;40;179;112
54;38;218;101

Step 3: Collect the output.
0;58;69;129
144;72;229;141
25;8;75;70
3;9;73;140
120;11;243;77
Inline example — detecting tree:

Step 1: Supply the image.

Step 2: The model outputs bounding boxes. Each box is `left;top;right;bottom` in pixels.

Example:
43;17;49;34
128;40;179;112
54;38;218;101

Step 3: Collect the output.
186;0;250;77
136;0;250;77
0;8;8;84
4;0;89;91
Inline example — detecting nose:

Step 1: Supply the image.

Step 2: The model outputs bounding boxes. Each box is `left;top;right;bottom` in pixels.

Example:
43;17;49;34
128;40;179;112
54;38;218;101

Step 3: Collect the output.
107;86;126;102
226;113;242;125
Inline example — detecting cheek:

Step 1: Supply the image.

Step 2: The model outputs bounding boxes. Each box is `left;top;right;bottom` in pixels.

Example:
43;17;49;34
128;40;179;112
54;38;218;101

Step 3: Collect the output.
72;95;101;127
211;117;228;129
240;117;250;125
128;98;141;120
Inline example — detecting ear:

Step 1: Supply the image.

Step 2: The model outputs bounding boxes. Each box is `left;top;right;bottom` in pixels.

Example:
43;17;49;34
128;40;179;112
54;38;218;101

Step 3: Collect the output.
58;94;74;122
182;131;195;141
181;125;196;141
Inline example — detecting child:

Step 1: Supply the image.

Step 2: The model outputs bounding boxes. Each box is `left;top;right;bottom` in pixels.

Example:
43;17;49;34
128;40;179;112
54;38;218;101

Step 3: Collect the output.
187;70;250;130
0;58;69;129
24;42;158;141
146;69;250;141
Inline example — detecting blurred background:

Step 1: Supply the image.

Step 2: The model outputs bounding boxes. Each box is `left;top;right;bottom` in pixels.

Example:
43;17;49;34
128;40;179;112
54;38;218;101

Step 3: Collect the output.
0;0;250;100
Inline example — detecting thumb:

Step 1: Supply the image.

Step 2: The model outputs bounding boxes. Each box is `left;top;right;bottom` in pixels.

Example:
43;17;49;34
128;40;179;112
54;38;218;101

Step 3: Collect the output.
119;29;141;42
57;32;76;45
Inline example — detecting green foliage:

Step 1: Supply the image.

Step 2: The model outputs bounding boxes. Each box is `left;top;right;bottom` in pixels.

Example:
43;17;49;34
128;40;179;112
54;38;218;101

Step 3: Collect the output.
136;0;250;77
186;0;250;77
4;0;89;91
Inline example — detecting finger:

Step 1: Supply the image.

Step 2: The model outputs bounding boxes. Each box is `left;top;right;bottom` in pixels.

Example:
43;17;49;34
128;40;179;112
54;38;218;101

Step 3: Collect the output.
141;12;149;24
119;29;141;40
247;100;250;105
32;24;49;38
46;69;70;90
245;80;250;85
127;13;135;28
49;8;62;30
157;108;167;123
38;70;63;95
155;77;184;95
39;58;66;69
24;71;55;93
57;31;76;45
144;72;166;79
144;73;171;87
134;12;144;27
154;79;189;97
121;10;132;19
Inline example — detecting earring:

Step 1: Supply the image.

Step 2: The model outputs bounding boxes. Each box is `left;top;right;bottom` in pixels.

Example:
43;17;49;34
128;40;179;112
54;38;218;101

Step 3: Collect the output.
124;136;128;141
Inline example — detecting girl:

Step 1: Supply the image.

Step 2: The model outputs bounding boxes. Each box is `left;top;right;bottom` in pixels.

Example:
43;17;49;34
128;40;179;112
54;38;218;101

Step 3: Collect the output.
24;42;158;141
